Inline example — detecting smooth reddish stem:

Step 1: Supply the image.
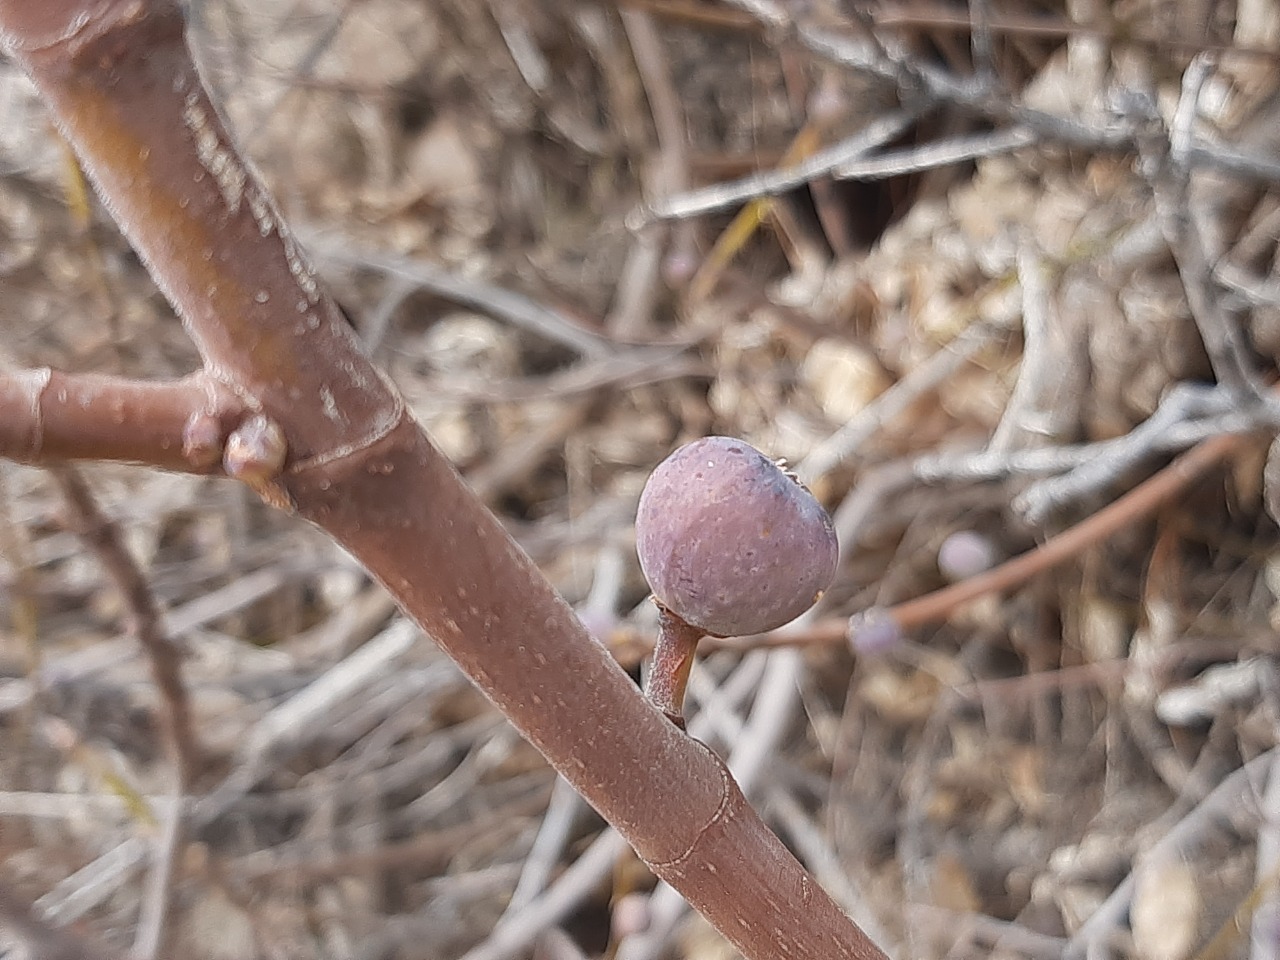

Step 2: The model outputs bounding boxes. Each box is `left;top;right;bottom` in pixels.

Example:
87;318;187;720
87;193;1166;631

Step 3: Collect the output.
0;2;890;957
645;605;706;728
0;369;248;473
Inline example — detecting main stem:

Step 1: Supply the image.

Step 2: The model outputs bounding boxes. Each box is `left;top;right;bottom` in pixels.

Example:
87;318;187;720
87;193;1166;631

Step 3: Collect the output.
0;2;888;957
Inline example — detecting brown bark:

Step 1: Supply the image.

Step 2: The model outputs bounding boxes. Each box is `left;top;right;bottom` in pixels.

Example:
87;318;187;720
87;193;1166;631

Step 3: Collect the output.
0;369;247;472
0;2;889;957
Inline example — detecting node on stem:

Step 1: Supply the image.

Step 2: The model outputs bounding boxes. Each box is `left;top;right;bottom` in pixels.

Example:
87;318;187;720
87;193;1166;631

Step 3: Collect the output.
182;412;224;471
223;414;290;508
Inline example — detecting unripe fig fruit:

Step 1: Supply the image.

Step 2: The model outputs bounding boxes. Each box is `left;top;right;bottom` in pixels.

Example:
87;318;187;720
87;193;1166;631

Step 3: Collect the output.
635;436;838;637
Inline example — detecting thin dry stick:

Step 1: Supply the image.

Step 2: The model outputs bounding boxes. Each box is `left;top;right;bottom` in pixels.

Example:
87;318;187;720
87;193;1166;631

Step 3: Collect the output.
1016;385;1271;521
50;468;199;781
869;1;1280;61
906;904;1065;960
797;21;1133;150
1218;260;1280;308
133;788;183;960
612;7;696;336
0;881;114;960
718;0;786;29
988;245;1054;452
1153;55;1267;399
232;793;550;883
538;927;592;960
912;409;1253;487
36;623;457;927
49;467;195;959
1;563;298;718
1187;140;1280;183
467;400;593;503
35;836;149;926
0;791;182;820
795;13;1280;182
635;109;917;224
967;0;996;82
832;125;1036;180
491;1;551;94
1063;749;1276;960
504;776;586;914
307;239;617;359
851;430;1242;641
460;832;632;960
799;321;1001;486
427;345;701;404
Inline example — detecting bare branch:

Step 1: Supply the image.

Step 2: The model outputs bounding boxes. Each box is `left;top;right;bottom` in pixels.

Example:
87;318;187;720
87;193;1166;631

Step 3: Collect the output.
1015;383;1279;521
612;7;697;336
0;2;886;956
308;238;619;359
1148;57;1267;398
633;110;917;225
834;125;1036;179
888;431;1246;633
0;369;248;473
793;14;1280;187
796;22;1135;149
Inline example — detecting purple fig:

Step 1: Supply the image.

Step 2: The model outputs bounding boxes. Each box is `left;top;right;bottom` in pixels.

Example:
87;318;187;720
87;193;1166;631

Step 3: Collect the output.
635;436;838;637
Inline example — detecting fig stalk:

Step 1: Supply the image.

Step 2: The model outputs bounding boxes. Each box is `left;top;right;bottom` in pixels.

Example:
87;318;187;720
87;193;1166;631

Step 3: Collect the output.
645;604;705;728
635;436;840;727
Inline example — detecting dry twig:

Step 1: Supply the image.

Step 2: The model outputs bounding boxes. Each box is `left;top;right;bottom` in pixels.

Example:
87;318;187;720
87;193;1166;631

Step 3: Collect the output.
0;881;114;960
50;466;196;960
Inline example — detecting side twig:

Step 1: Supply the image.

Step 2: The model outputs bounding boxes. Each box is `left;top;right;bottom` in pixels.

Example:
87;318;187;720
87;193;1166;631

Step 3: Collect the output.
0;370;249;473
